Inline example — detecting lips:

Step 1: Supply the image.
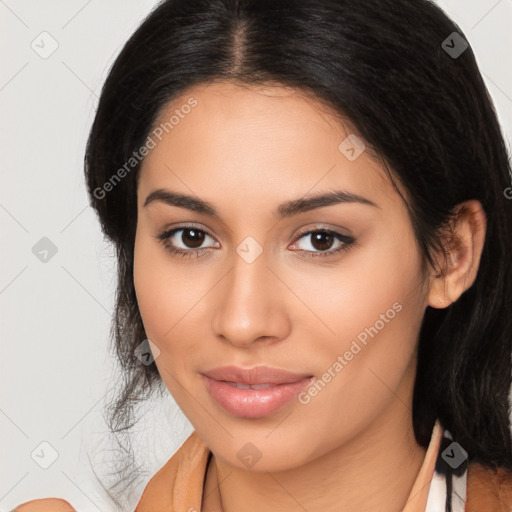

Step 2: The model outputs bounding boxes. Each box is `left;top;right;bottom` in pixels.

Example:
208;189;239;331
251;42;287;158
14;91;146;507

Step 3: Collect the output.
200;365;315;418
225;382;275;390
201;365;313;386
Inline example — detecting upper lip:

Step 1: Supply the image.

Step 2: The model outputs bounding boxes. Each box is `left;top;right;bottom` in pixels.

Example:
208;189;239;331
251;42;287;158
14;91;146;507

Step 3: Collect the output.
201;365;313;385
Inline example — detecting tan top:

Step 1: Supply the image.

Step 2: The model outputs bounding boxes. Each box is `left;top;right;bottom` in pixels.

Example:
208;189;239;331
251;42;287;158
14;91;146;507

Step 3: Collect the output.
13;421;512;512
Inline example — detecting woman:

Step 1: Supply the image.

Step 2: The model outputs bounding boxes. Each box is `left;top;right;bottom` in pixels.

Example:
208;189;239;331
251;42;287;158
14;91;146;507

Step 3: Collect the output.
14;0;512;510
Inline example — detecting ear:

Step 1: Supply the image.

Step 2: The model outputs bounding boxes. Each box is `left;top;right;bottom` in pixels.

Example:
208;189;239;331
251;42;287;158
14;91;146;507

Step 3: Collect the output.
427;200;487;309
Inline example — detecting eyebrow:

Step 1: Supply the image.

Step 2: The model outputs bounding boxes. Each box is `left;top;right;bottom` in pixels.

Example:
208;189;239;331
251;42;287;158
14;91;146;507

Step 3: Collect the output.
143;188;380;219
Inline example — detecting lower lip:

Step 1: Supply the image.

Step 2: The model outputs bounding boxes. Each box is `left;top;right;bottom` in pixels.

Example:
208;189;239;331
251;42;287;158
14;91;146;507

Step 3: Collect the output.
202;375;314;418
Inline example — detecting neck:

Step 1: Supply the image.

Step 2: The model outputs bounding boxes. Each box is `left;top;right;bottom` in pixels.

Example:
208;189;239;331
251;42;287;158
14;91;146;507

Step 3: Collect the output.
202;366;429;512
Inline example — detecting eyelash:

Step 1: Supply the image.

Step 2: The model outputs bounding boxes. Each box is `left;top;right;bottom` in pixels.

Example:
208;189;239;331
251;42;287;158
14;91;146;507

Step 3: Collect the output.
155;225;355;261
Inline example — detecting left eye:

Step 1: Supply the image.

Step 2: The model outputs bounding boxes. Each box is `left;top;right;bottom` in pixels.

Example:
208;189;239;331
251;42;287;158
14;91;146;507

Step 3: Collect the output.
291;229;355;257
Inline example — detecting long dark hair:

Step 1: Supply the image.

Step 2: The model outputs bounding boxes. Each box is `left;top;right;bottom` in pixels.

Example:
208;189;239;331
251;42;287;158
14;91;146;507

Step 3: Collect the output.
84;0;512;507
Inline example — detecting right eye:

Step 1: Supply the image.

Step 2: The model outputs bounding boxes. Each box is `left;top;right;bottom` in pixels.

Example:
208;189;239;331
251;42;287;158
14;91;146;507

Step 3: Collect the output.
155;226;220;259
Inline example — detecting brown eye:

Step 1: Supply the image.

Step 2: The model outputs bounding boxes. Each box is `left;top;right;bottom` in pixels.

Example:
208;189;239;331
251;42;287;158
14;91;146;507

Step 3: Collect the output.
309;231;336;251
155;226;219;259
180;228;206;249
291;229;355;258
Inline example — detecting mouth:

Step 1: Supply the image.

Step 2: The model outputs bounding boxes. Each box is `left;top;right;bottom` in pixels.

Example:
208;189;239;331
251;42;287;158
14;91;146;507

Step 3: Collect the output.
201;364;313;385
200;365;314;418
221;382;283;389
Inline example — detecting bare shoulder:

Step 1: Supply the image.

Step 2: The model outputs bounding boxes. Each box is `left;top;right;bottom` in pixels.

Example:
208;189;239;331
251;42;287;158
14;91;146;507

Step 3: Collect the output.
12;498;76;511
466;463;512;510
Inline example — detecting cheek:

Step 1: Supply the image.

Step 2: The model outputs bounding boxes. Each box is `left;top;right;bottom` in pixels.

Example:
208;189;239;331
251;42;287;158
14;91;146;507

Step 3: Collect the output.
132;228;214;395
133;231;163;337
294;226;426;402
133;229;196;340
132;231;186;354
292;226;425;354
133;232;195;396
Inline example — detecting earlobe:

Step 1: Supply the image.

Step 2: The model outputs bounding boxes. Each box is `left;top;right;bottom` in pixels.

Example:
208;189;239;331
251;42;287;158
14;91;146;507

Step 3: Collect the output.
427;200;487;310
428;273;455;309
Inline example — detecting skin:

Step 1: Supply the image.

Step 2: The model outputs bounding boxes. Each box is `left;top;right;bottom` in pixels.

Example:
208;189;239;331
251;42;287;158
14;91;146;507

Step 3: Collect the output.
133;81;486;512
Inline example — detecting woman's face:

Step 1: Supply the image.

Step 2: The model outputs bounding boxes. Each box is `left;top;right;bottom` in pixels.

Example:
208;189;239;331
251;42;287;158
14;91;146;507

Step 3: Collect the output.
134;81;431;471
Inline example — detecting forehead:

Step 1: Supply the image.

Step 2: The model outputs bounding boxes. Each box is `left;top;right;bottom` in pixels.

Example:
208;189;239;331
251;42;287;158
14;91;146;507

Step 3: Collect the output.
138;81;399;213
147;80;371;157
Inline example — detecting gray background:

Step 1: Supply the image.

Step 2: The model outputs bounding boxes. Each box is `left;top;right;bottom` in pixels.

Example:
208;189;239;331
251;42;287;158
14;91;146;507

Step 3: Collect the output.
1;0;511;511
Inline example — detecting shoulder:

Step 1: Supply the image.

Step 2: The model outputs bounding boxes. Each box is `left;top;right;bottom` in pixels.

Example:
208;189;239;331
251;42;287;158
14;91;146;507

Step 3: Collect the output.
11;498;76;511
466;463;512;511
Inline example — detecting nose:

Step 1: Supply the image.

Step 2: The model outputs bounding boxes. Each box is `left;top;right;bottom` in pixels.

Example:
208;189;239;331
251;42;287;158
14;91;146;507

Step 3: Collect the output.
210;248;291;348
